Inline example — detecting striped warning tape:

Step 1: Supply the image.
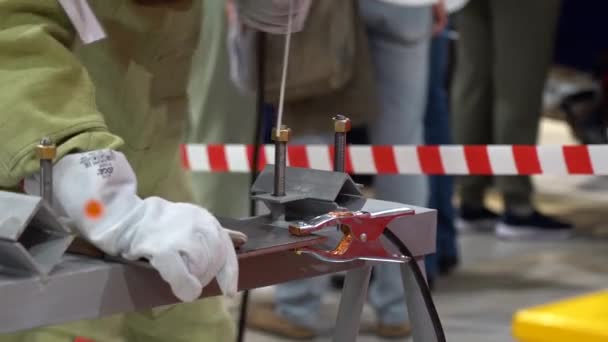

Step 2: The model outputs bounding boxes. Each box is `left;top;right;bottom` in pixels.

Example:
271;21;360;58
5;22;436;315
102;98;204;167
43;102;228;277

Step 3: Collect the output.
180;144;608;175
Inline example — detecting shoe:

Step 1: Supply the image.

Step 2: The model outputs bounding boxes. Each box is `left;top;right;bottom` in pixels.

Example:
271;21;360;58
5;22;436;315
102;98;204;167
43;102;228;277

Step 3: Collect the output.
438;255;459;275
456;206;499;232
247;303;317;339
496;211;573;240
361;322;412;339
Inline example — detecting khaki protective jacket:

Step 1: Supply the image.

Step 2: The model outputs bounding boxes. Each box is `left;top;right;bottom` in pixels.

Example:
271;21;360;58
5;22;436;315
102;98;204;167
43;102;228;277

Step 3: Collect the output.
0;1;233;341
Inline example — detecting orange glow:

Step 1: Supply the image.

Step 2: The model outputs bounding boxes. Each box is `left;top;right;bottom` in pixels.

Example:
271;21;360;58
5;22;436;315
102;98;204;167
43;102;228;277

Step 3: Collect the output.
84;200;104;220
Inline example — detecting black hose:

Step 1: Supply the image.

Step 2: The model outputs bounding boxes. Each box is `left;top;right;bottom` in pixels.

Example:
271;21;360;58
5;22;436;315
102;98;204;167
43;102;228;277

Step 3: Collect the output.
382;229;446;342
236;31;266;342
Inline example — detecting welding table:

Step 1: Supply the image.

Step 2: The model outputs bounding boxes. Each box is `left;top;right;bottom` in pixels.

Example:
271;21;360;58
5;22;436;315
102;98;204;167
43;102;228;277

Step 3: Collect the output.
0;207;436;339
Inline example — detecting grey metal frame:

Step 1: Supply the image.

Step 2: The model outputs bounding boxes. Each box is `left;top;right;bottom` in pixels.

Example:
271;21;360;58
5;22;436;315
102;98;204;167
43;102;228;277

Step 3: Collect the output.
0;192;74;277
0;208;437;339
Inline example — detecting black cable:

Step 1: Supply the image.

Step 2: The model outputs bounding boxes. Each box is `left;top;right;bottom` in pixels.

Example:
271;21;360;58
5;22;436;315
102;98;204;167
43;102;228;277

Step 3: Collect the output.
236;31;266;342
382;229;447;342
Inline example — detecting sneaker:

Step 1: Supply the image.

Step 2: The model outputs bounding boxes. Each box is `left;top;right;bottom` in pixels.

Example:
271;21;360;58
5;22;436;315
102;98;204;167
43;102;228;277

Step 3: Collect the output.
247;303;318;339
438;255;460;275
456;206;499;232
360;322;412;339
496;211;574;240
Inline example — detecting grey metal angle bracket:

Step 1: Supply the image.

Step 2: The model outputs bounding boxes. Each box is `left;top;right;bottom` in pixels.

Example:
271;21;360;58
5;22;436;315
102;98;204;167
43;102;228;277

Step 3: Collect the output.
251;165;363;221
0;191;74;276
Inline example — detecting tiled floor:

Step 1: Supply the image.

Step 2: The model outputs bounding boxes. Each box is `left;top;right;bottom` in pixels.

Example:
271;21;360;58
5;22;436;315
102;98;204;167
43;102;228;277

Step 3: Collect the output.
236;119;608;341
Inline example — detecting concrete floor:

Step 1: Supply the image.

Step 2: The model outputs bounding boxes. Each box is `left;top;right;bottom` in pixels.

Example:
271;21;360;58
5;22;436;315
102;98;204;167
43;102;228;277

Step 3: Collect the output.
235;235;608;342
233;119;608;341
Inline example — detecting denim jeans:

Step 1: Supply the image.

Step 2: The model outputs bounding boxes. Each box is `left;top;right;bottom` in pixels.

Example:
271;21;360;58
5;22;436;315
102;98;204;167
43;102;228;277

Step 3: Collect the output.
275;1;432;327
424;30;459;278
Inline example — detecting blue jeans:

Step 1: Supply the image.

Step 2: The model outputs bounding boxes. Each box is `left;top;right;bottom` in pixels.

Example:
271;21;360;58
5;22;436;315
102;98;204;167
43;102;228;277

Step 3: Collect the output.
424;31;459;278
275;1;432;327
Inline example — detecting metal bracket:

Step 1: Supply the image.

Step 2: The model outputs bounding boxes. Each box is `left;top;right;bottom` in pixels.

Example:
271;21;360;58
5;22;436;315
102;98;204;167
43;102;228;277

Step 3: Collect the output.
0;191;74;276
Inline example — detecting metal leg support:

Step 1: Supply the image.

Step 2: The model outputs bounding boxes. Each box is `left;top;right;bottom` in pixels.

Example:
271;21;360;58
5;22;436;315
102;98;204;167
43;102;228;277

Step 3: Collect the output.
332;265;373;342
401;260;445;342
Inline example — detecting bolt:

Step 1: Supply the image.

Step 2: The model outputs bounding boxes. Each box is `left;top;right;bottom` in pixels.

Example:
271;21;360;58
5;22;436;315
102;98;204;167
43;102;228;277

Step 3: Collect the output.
37;137;56;205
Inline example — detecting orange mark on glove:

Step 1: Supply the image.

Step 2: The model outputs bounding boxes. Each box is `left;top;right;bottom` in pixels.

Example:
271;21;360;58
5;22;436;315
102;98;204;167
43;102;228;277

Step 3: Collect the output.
84;199;104;220
74;337;96;342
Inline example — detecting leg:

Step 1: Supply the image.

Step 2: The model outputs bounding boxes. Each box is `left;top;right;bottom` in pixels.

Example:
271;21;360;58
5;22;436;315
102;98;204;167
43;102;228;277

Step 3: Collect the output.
273;134;332;328
425;30;459;278
124;298;235;342
274;276;328;329
491;0;561;210
248;134;332;337
450;0;494;208
400;259;444;342
358;0;431;328
490;0;572;239
0;316;126;342
332;266;373;342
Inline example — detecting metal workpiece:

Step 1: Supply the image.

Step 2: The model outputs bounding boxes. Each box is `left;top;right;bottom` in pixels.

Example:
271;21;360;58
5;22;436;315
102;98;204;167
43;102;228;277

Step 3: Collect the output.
252;165;363;223
271;126;291;198
253;166;362;202
36;137;56;206
0;192;74;276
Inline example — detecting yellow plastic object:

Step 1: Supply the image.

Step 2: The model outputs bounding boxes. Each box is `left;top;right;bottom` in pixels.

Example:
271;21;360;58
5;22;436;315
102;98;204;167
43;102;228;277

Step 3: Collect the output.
513;290;608;342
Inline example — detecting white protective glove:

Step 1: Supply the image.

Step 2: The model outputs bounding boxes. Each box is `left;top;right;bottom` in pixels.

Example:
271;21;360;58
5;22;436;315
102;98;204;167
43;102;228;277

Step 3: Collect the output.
235;0;312;34
24;150;240;302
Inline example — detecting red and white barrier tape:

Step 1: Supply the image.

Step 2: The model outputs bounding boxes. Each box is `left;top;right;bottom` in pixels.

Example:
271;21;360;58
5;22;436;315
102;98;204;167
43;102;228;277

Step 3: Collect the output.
181;144;608;175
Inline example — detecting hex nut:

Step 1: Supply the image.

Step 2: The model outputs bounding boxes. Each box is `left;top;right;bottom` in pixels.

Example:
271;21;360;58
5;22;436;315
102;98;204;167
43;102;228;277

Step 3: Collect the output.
333;115;352;133
272;127;292;142
36;145;57;160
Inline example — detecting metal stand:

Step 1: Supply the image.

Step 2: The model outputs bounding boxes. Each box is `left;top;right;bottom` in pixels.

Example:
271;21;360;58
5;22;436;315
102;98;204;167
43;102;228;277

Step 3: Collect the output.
332;246;445;342
332;266;373;341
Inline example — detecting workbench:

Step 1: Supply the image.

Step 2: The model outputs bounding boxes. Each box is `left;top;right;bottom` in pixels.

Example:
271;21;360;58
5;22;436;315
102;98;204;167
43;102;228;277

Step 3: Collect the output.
0;207;436;334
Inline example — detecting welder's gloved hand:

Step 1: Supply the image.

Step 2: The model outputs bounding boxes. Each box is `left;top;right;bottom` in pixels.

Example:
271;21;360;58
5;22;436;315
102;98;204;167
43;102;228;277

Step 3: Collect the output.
226;228;248;248
235;0;312;34
24;150;239;302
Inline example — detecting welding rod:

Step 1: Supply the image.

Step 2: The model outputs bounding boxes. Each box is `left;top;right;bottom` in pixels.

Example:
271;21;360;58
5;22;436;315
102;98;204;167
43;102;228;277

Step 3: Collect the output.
272;126;291;197
36;137;56;205
333;115;351;172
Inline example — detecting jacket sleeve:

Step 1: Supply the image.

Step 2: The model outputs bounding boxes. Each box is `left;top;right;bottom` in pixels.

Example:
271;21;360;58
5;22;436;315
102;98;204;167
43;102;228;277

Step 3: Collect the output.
0;0;123;188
